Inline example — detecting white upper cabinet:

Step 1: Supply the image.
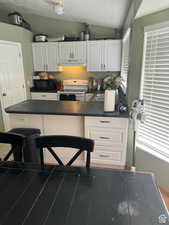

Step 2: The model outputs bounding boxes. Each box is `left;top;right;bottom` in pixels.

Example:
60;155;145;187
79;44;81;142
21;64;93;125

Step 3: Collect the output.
32;40;121;72
104;40;121;71
87;41;104;71
59;41;86;65
87;40;122;72
32;43;59;72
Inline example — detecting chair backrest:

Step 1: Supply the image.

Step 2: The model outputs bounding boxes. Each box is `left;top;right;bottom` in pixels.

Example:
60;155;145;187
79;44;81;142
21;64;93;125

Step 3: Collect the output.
0;132;24;162
35;135;94;168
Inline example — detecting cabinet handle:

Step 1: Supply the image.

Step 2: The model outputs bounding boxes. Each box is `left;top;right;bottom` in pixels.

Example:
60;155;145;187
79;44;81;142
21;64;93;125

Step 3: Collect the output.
100;137;110;140
99;154;110;158
100;121;110;123
42;95;46;97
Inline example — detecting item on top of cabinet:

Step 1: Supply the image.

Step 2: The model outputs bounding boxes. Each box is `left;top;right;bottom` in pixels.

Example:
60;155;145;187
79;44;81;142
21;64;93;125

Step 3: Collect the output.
84;23;91;41
34;34;48;42
103;76;122;112
64;36;80;41
48;36;65;42
80;32;85;41
8;11;23;26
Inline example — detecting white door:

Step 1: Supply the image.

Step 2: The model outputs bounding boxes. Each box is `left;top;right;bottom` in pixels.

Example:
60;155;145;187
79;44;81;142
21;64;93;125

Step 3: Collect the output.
32;43;46;71
46;43;59;71
104;40;122;71
0;41;26;130
87;41;104;72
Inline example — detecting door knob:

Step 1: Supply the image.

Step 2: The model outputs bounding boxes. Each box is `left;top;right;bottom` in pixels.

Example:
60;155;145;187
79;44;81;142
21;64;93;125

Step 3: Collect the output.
2;93;7;97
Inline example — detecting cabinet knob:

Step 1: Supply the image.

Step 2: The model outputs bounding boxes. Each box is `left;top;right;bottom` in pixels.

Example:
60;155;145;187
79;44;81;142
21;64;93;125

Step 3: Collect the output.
2;93;7;97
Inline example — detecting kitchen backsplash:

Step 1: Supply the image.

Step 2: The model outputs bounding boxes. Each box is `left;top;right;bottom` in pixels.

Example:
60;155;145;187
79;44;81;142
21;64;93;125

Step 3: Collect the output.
43;66;120;80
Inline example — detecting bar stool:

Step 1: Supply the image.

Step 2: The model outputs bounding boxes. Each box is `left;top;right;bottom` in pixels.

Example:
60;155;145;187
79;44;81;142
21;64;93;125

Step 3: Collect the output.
9;128;41;163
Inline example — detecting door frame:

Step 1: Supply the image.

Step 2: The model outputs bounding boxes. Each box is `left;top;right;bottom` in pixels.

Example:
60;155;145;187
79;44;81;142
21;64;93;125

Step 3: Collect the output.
0;40;27;130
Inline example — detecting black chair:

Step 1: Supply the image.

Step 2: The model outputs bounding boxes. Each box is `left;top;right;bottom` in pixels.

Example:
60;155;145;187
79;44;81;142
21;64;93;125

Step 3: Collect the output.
0;132;24;161
35;135;94;168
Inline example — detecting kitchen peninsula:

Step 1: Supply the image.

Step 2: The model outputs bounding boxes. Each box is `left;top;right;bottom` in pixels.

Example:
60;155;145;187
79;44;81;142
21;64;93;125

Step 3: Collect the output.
6;100;129;168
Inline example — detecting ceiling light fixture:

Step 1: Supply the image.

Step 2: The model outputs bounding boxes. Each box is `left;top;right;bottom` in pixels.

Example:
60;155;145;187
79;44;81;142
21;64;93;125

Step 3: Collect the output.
53;1;64;15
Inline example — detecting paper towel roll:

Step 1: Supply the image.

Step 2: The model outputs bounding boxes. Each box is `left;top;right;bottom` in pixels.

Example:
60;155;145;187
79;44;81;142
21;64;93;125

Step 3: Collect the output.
104;90;115;112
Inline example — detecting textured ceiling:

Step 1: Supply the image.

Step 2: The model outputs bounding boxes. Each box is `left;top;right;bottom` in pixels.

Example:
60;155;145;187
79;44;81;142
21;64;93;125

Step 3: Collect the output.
136;0;169;18
0;0;132;28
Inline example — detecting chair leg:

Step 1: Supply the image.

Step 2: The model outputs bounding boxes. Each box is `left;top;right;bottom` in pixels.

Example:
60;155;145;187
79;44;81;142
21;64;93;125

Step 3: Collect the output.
86;152;91;168
40;148;44;168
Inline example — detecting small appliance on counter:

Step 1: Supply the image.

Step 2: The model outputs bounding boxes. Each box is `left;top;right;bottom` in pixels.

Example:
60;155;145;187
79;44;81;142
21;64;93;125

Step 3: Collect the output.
57;80;88;101
33;79;58;91
88;77;103;92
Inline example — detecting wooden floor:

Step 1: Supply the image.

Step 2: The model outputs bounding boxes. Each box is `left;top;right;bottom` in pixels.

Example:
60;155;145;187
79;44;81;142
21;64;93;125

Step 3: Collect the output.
159;187;169;211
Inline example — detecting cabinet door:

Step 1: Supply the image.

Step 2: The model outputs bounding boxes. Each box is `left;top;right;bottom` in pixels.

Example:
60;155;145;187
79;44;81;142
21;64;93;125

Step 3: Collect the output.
43;115;84;166
104;40;121;71
45;43;60;71
87;41;104;72
59;42;86;65
32;43;46;71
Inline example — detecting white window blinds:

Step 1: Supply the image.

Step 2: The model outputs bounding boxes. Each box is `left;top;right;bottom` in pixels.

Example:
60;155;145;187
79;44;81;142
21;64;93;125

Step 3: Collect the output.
137;25;169;159
121;29;130;89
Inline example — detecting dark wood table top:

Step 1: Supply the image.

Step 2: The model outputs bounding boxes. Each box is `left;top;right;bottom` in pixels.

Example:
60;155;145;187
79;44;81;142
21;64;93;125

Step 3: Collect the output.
0;162;168;225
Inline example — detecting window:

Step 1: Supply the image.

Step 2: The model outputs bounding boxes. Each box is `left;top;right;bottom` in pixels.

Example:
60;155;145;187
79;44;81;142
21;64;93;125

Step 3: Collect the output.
137;23;169;160
121;28;130;92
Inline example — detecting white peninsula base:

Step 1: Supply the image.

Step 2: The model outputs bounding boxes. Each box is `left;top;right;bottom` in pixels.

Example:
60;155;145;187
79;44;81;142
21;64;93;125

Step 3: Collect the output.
8;114;128;169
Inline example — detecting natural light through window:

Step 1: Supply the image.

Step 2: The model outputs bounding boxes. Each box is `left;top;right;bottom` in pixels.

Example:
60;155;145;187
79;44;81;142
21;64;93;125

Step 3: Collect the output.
137;22;169;160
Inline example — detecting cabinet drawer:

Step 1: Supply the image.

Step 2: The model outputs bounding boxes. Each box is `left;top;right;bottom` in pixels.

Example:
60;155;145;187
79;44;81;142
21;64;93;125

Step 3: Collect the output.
31;92;58;100
89;128;124;146
85;117;128;129
92;151;121;161
9;114;43;131
94;145;122;153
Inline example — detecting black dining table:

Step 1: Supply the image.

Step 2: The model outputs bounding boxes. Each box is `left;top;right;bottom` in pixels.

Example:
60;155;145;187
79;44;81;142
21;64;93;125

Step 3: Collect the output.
0;161;168;225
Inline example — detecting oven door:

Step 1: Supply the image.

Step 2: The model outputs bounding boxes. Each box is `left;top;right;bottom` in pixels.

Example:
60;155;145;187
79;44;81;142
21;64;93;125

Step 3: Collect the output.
59;94;76;101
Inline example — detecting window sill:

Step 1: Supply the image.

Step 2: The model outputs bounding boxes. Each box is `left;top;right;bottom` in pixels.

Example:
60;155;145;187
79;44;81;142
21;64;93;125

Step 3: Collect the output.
136;143;169;164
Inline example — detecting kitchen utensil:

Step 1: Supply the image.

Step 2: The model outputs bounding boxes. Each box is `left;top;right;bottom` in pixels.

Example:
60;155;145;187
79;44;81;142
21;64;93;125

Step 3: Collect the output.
34;34;48;42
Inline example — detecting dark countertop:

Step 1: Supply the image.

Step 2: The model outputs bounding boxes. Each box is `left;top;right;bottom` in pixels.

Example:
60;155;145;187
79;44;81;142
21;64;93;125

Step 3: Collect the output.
5;100;129;118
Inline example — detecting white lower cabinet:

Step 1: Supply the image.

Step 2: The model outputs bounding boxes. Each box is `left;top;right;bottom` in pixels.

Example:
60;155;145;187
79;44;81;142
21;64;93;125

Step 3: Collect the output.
31;92;58;101
85;117;128;168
